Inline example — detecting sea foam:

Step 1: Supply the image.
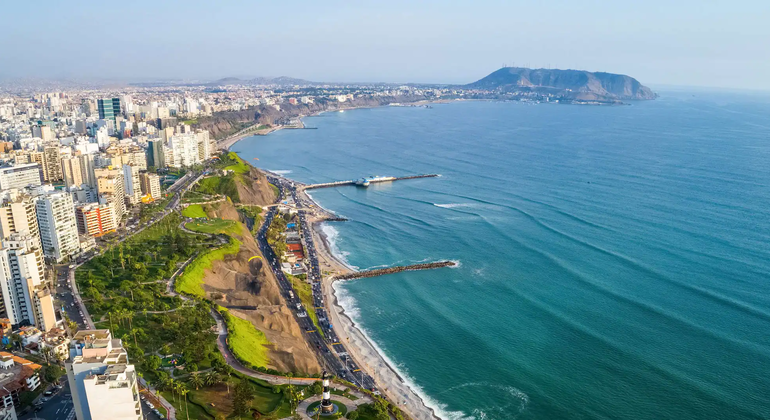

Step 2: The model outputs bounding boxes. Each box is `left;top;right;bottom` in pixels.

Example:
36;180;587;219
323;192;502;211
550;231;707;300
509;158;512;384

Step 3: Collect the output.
334;283;473;420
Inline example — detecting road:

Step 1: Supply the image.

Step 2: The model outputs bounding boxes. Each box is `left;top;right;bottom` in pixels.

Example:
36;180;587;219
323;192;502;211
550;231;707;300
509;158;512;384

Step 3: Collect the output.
258;177;376;391
59;169;204;419
20;383;72;420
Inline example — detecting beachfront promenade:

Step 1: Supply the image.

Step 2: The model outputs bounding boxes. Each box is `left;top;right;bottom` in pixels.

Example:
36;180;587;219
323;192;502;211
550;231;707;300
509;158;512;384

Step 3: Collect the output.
265;173;446;420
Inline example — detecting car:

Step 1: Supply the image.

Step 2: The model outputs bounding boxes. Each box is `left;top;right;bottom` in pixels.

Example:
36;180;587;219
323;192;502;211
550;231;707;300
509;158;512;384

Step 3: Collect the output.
44;391;53;396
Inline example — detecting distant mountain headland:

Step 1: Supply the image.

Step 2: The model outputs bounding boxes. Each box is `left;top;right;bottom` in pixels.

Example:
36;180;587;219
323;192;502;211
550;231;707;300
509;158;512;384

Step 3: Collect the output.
466;67;657;101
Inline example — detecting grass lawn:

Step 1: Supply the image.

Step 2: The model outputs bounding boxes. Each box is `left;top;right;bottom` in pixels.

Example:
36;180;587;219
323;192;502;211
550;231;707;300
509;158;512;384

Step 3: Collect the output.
161;355;184;368
287;275;324;338
185;378;286;419
223;152;250;175
182;204;207;218
182;191;210;203
197;175;240;202
221;310;271;368
185;219;241;236
176;237;242;297
348;403;381;420
331;389;357;400
161;390;214;420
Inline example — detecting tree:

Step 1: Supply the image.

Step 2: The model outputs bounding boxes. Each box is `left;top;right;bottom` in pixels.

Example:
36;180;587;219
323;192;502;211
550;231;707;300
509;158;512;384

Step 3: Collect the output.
42;364;64;384
189;373;203;390
186;362;198;373
347;411;359;420
310;381;323;395
9;333;22;352
233;380;254;415
203;371;220;387
178;383;190;420
146;355;162;371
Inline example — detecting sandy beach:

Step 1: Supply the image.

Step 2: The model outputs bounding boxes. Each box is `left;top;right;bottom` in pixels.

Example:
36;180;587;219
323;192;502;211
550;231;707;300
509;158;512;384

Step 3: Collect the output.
301;196;440;420
219;118;305;150
233;106;447;419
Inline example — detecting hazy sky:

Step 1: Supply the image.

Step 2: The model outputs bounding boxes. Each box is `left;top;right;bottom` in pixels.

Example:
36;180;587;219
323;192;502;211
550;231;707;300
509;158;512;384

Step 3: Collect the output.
2;0;768;89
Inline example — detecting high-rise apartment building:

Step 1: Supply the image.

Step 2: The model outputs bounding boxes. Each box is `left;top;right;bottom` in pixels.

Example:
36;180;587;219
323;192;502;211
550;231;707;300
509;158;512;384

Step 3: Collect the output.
29;152;48;182
97;98;121;123
168;133;200;167
0;164;42;190
121;165;141;205
78;154;97;188
0;190;40;246
66;330;142;420
0;234;56;331
139;172;161;201
197;131;212;161
146;140;165;169
34;190;80;262
75;204;116;237
61;157;84;187
43;146;63;182
94;168;125;221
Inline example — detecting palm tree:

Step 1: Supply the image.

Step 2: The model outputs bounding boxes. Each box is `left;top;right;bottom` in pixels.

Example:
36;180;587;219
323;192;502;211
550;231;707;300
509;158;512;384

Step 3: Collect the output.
177;383;190;420
203;371;220;387
167;378;178;402
189;373;203;390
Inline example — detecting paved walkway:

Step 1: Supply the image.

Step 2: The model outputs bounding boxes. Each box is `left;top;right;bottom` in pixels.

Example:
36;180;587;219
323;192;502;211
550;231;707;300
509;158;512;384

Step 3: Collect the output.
290;393;371;420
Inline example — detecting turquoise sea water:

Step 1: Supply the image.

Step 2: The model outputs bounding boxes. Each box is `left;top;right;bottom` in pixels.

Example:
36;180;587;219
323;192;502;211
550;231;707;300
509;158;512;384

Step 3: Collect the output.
232;92;770;420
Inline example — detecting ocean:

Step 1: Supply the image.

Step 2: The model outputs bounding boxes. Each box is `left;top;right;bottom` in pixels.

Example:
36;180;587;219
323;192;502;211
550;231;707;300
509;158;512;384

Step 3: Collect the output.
232;91;770;420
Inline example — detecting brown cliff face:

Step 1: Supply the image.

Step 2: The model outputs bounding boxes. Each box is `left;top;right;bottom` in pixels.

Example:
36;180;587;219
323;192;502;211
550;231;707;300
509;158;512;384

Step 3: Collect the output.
199;202;321;375
235;166;276;206
195;94;431;139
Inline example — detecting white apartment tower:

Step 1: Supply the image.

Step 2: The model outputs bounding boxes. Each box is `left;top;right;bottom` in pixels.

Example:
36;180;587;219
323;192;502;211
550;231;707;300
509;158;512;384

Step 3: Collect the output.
0;234;56;331
0;164;42;191
67;330;142;420
0;190;41;247
197;131;212;161
121;165;141;205
168;133;200;167
34;190;80;262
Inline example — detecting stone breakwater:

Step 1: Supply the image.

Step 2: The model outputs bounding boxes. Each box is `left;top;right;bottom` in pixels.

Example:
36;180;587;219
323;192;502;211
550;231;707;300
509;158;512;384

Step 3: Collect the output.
333;261;457;281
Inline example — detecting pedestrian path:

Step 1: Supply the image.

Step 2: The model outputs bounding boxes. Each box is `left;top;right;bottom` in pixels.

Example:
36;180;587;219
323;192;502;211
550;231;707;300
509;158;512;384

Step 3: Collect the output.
290;393;370;420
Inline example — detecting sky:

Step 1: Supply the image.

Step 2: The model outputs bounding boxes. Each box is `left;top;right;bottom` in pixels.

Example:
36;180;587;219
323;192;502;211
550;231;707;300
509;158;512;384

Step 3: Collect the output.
1;0;768;90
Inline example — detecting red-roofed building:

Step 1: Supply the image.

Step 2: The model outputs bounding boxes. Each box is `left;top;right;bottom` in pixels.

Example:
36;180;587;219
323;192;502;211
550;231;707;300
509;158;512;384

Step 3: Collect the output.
0;352;41;409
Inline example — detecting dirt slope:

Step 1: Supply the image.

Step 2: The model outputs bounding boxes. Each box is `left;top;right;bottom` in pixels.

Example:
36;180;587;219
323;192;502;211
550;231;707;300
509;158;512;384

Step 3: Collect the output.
199;202;321;375
236;166;276;206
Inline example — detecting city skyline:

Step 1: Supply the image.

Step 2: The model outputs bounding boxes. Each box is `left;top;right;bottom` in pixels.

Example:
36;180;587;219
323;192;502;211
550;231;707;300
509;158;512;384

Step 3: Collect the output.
1;0;769;90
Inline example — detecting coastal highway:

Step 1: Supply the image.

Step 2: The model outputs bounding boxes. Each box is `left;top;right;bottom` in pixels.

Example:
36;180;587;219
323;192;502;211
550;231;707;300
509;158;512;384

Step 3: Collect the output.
258;177;377;390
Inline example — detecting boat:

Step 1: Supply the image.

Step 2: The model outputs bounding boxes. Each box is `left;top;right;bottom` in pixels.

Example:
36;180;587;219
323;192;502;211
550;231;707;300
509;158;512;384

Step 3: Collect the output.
355;176;396;187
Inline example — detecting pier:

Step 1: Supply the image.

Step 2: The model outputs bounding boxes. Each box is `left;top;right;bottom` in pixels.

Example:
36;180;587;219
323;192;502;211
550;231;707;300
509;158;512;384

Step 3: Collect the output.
332;261;457;281
303;174;439;190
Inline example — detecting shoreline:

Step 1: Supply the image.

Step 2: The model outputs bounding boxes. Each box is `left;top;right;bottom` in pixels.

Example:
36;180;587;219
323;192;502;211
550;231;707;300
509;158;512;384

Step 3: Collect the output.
299;188;442;420
220;98;456;151
235;103;451;419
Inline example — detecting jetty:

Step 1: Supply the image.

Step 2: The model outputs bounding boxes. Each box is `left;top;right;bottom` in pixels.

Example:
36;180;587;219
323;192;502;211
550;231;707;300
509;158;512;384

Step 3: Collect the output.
333;261;456;281
303;174;439;190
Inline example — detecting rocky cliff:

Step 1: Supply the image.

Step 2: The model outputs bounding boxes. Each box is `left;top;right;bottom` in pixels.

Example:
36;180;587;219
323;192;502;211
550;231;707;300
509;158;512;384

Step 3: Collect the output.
194;94;431;139
467;67;657;100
